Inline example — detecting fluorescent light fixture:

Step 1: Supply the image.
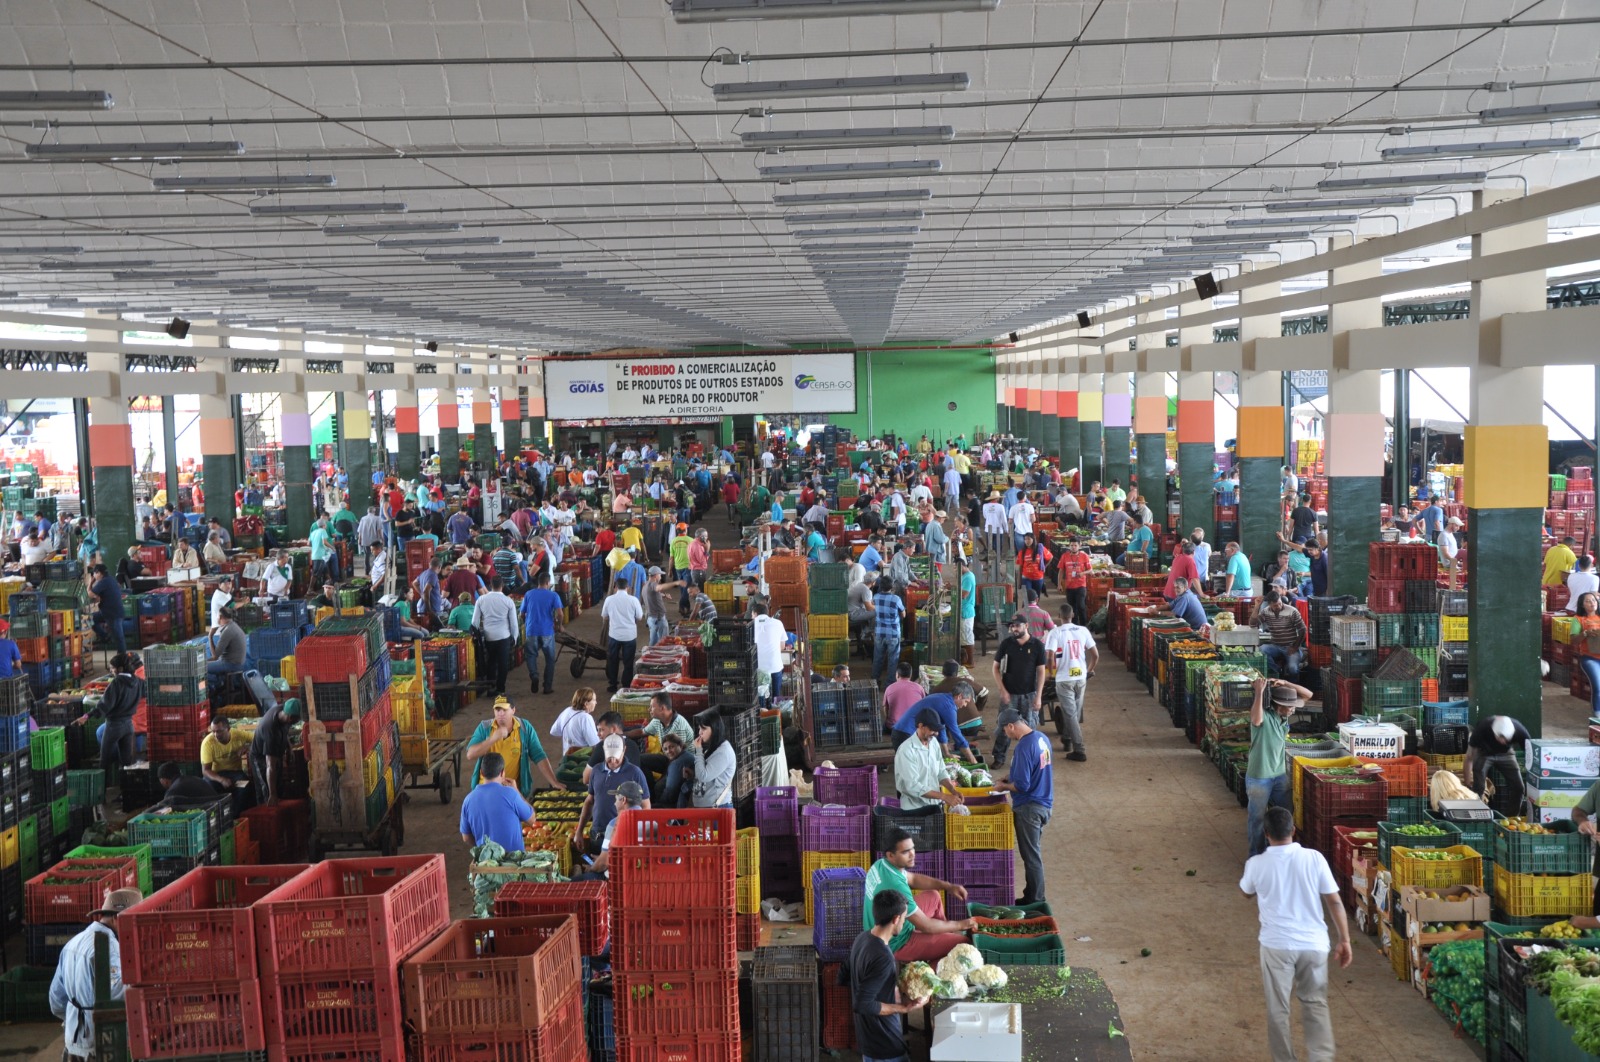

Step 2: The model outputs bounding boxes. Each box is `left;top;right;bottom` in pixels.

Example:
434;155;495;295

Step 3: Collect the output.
497;270;587;279
774;189;931;206
0;245;84;255
376;236;503;248
1226;215;1358;226
801;242;916;251
759;160;941;183
323;221;463;236
794;225;921;237
250;201;407;217
1189;231;1309;243
37;258;154;270
714;73;969;103
0;90;113;111
742;126;954;150
784;209;924;224
1268;196;1415;211
1379;138;1579;160
113;270;218;280
153;174;337;192
25;140;244;161
1480;99;1600;125
422;251;540;262
1317;172;1486;191
674;0;994;20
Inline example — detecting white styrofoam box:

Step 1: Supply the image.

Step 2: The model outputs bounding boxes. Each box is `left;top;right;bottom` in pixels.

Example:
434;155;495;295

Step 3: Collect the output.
1338;721;1405;760
931;1003;1023;1062
1525;739;1600;779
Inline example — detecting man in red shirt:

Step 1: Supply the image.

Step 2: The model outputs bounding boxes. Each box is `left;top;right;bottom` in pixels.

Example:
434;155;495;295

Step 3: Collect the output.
722;478;741;523
1058;542;1092;631
1017;532;1053;600
1163;541;1201;603
594;525;617;554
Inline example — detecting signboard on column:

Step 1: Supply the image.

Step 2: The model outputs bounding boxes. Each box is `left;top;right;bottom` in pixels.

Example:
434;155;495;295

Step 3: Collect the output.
483;476;502;527
542;353;856;420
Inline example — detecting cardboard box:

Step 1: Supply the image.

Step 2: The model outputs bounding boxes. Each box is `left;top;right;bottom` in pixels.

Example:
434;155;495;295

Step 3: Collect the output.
1530;805;1577;824
1351;853;1379;900
1526;739;1600;779
1399;884;1491;931
1339;721;1406;760
1353;895;1379;936
1372;868;1395;917
1524;770;1596;808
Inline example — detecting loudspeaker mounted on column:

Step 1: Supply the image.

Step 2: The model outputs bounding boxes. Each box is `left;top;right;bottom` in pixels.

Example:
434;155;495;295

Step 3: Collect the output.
1076;311;1092;329
1193;272;1219;300
425;340;438;353
165;316;190;340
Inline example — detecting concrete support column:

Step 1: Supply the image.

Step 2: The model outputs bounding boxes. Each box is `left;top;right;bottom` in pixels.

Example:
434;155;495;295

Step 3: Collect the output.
500;364;523;459
278;333;315;535
1025;361;1044;452
1078;368;1104;488
1134;369;1167;524
1326;236;1386;600
1040;356;1062;461
471;382;496;471
438;383;461;482
1057;369;1080;483
191;327;237;528
1176;367;1215;547
994;360;1009;438
394;386;421;483
84;314;137;565
1466;188;1548;735
526;378;547;450
341;346;373;511
1102;369;1132;495
1237;269;1285;576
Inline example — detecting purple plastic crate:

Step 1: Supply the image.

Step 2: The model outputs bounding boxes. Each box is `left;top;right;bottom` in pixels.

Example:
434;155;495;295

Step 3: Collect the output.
913;850;946;884
761;835;804;903
800;804;872;854
813;765;878;807
947;850;1015;892
811;867;866;962
947;883;1009;921
755;786;799;837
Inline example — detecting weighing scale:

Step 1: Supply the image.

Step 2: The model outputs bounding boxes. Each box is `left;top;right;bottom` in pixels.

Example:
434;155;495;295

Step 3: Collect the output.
1435;798;1495;821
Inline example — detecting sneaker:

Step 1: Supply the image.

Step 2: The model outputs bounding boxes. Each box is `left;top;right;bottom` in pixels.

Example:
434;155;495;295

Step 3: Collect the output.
542;687;555;695
1067;751;1087;762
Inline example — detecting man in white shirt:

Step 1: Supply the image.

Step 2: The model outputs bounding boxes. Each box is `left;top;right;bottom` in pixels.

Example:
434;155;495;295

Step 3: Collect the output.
888;490;907;535
470;575;520;696
600;577;644;693
1437;515;1463;591
20;530;50;566
1008;495;1036;553
751;601;788;700
1190;529;1212;582
367;543;389;589
1239;805;1351;1062
909;481;933;507
760;449;777;484
980;491;1008;557
1041;603;1098;762
941;463;962;506
1568;555;1600;601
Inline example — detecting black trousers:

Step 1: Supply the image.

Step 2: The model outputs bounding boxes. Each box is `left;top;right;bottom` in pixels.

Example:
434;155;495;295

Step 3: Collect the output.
485;636;513;695
606;637;637;691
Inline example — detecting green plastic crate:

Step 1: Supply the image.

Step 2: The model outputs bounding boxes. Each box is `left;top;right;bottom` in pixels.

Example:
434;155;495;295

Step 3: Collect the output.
809;563;851;591
49;796;68;840
808;586;847;614
126;809;208;860
219;826;236;866
972;932;1066;966
30;727;65;771
0;966;55;1023
1386;797;1428;825
67;769;105;809
67;844;153;896
18;813;38;880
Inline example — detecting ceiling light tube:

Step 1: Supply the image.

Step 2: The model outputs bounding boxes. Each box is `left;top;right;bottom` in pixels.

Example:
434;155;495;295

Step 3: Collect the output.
25;140;245;161
153;174;337;192
674;0;994;20
0;90;113;111
376;236;503;248
1189;231;1309;243
0;245;84;255
1316;172;1486;191
422;251;540;262
714;73;969;103
1379;138;1579;160
796;241;915;251
1480;99;1600;125
37;258;154;270
250;201;407;216
1226;215;1358;226
774;189;931;206
1267;196;1416;211
324;221;463;236
742;125;954;150
784;209;925;224
759;160;941;183
794;225;921;237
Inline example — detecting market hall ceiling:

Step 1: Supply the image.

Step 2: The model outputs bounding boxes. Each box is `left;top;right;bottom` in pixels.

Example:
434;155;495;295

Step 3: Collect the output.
2;0;1599;353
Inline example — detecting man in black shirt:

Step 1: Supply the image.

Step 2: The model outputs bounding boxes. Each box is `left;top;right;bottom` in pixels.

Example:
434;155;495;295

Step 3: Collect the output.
1288;495;1319;545
584;711;642;782
1466;714;1530;814
158;761;222;806
849;889;930;1061
990;613;1047;768
250;697;302;805
88;564;126;653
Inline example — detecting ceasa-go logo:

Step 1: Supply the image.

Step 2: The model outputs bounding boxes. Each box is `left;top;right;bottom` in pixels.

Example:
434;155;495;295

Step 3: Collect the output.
568;380;605;394
794;373;851;392
794;374;816;390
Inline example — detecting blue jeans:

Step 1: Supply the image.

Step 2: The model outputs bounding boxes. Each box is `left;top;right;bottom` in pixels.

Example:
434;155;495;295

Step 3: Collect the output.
648;616;670;647
1580;657;1600;714
1262;644;1304;680
873;637;901;685
526;634;556;691
992;693;1039;767
1245;773;1294;857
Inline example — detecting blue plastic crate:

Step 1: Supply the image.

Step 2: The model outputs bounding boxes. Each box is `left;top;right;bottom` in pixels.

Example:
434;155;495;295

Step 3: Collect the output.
812;867;866;962
1423;700;1469;727
0;714;27;755
271;599;310;628
249;626;299;660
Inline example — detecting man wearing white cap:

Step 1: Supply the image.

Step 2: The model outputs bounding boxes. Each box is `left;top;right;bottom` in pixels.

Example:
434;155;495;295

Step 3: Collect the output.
1437;515;1464;590
1466;714;1529;814
50;887;139;1058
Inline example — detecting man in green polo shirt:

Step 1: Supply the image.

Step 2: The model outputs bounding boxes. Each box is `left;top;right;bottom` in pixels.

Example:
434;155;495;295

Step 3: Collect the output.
1245;677;1313;858
862;828;977;964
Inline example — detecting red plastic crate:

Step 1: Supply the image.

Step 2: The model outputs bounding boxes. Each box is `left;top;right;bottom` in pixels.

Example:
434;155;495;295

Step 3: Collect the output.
262;969;404;1052
291;634;371;684
252;855;450;976
401;915;582;1035
265;1034;400;1062
26;859;140;925
610;907;737;973
614;1032;741;1062
736;911;760;951
146;700;211;732
149;726;205;764
1365;578;1406;613
1304;773;1388;821
492;880;609;957
411;989;586;1062
126;979;267;1059
1358;755;1428;799
121;865;311;985
323;695;394;757
614;970;738;1039
608;810;737;910
819;962;857;1051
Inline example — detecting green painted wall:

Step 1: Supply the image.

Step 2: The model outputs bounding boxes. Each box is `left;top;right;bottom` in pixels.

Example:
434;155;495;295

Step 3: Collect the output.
830;347;996;445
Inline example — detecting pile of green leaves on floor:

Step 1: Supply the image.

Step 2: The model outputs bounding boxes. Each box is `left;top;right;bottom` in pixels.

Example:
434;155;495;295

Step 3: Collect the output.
1425;939;1485;1044
1088;605;1108;636
1528;944;1600;1053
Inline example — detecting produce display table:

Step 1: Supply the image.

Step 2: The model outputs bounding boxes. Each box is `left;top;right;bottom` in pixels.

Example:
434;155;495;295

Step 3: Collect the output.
926;966;1132;1062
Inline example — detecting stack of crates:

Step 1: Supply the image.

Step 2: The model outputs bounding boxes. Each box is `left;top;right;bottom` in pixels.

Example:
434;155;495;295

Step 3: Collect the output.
1438;589;1469;700
943;795;1017;919
757;786;802;903
144;644;209;768
735;826;761;949
807;563;851;668
753;944;821;1062
6;591;53;698
1490;806;1592;924
798;803;871;925
1548;466;1596;559
0;679;35;935
254;854;451;1059
707;614;758;711
248;616;302;680
299;626;401;836
610;809;740;1062
29;727;64;866
765;552;810;623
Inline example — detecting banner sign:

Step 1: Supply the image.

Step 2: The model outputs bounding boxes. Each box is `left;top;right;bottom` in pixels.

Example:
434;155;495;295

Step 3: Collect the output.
543;353;856;421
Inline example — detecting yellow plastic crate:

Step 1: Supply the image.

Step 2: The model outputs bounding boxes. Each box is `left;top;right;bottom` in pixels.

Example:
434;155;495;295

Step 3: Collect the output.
393;689;426;733
801;851;871;924
362;747;383;794
1291;755;1361;831
1421;751;1466;773
809;614;848;641
426;719;453;741
736;827;760;878
56;608;78;634
218;703;258;719
1493;869;1592;917
1552;617;1581;645
736;872;762;915
706;581;734;607
279;655;298;686
0;824;16;869
1389;844;1483;890
1389;933;1411;982
400;733;430;769
946;802;1016;851
1439;615;1469;642
314;607;336;627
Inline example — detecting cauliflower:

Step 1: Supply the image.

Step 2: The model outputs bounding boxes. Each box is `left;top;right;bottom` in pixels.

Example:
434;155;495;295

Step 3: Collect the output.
937;943;985;979
937;974;970;1000
967;966;1009;992
898;961;944;1003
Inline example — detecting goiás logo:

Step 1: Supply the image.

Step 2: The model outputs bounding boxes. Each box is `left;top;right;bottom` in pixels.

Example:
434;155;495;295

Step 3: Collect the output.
568;379;605;394
794;373;851;392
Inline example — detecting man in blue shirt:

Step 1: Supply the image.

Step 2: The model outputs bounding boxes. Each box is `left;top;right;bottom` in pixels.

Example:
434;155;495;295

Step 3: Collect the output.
0;620;19;678
871;578;906;686
1169;577;1209;631
805;526;827;562
446;505;476;546
581;735;652;855
617;550;649;598
858;536;884;573
459;752;534;851
1307;541;1330;597
521;569;566;695
889;687;978;762
1223;541;1254;600
1415;500;1444;544
994;707;1054;904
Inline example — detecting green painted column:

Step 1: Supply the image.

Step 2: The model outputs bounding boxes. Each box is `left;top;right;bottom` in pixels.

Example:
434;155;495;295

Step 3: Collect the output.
1176;371;1214;544
198;395;238;527
1078;370;1103;487
82;317;138;565
279;343;315;533
1325;235;1384;600
501;392;522;460
342;396;373;511
1025;364;1044;451
1466;508;1542;732
1326;475;1381;599
1102;371;1131;492
471;392;495;471
1040;363;1061;461
438;388;461;481
1057;372;1079;480
1237;269;1285;574
395;389;421;482
1134;372;1167;523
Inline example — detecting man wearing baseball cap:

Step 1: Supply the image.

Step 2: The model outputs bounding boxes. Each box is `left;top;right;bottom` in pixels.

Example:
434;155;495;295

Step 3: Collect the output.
0;618;20;679
991;613;1047;769
50;887;140;1058
993;709;1055;904
582;779;648;879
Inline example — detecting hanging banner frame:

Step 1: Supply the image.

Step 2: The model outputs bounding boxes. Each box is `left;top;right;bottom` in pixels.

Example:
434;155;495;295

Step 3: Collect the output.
542;352;857;421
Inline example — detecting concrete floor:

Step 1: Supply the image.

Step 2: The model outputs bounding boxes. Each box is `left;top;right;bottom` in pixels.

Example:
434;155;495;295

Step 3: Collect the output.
9;511;1592;1059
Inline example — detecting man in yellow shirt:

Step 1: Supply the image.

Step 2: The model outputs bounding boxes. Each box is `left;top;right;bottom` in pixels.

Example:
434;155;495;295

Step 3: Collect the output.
1544;536;1579;587
200;716;253;793
618;522;647;561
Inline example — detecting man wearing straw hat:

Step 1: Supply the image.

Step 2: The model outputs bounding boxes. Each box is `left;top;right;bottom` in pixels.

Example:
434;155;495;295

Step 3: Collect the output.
1245;677;1314;858
50;887;140;1059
